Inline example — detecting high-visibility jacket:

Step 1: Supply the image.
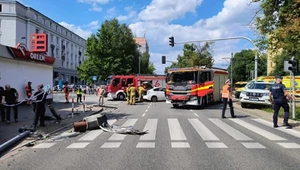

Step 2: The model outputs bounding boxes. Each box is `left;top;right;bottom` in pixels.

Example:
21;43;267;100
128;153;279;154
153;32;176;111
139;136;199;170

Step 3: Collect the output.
138;86;144;93
126;87;131;96
129;86;137;95
222;84;230;98
77;88;82;95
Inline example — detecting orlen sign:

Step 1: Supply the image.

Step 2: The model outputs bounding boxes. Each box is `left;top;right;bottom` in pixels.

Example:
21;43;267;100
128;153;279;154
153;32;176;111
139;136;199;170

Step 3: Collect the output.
7;43;55;64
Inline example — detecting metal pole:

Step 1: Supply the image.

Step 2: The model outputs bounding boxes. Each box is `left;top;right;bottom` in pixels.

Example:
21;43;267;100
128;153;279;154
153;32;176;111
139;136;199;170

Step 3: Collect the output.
0;130;31;153
231;53;233;93
292;71;296;119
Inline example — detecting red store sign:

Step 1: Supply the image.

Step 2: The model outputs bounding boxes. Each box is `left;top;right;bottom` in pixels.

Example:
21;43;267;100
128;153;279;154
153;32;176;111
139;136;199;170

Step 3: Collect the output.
7;43;55;64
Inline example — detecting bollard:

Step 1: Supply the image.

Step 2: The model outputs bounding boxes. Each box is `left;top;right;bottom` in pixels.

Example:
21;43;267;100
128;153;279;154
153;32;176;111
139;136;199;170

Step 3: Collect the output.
83;95;86;113
71;98;74;118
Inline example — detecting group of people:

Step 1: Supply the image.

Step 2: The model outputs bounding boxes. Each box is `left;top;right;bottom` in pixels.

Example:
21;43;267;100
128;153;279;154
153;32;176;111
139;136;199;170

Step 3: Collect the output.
0;84;19;124
126;83;146;105
221;75;293;128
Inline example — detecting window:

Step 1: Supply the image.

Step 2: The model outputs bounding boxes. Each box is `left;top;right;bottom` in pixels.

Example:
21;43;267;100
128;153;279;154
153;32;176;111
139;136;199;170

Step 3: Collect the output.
56;25;58;31
201;71;212;82
42;18;45;25
0;4;2;12
34;14;37;20
50;34;53;42
50;22;52;29
113;78;120;86
127;78;133;85
35;28;39;33
121;78;126;86
153;88;159;91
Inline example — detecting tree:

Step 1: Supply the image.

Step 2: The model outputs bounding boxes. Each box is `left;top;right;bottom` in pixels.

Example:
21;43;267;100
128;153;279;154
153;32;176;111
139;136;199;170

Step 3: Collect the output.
140;52;156;74
256;0;300;57
228;49;267;82
77;19;155;81
164;42;214;73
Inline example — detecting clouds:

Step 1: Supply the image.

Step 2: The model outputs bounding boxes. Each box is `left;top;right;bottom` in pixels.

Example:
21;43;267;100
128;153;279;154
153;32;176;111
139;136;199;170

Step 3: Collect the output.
59;21;99;39
77;0;111;12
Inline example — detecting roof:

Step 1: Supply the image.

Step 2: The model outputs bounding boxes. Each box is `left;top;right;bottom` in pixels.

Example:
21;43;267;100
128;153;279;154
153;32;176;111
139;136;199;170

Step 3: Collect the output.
134;37;147;45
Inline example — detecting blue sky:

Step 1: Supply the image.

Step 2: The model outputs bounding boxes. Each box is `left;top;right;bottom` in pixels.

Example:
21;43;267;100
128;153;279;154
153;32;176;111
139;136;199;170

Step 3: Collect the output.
18;0;261;74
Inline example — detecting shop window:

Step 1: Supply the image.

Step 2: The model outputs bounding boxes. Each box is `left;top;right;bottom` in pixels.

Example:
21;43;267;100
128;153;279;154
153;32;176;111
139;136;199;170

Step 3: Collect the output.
0;4;2;12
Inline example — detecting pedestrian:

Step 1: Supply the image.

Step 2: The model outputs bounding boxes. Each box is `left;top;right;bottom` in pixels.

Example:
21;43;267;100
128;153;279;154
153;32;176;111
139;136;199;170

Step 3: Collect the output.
32;84;52;128
0;86;5;122
221;79;236;118
2;84;19;124
98;85;105;106
126;83;131;105
138;84;145;102
269;76;294;128
129;83;137;105
77;86;83;103
63;82;69;104
25;81;33;106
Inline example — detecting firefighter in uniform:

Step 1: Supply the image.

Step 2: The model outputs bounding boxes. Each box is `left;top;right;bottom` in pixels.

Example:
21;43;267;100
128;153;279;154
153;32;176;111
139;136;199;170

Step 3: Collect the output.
126;83;131;105
269;76;293;128
138;84;145;102
129;83;137;105
221;79;236;118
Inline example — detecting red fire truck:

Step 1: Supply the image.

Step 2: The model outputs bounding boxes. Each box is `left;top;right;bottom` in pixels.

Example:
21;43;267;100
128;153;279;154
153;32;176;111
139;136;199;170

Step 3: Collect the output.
107;74;166;100
165;66;228;108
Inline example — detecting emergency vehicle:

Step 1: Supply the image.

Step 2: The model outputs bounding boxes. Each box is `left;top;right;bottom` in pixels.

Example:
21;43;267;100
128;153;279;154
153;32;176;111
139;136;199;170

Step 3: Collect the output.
165;66;228;108
107;75;166;100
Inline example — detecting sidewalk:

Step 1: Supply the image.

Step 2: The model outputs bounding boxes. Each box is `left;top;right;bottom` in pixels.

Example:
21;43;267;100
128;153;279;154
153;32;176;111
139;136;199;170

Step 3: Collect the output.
233;102;300;130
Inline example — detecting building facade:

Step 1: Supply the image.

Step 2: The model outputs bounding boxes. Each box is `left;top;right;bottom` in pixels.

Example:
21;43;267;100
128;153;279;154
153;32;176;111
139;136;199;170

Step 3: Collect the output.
134;37;149;54
0;0;86;85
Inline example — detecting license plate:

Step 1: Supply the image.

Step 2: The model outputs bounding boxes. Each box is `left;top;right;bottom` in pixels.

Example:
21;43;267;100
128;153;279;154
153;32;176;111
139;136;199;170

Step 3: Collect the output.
249;97;259;101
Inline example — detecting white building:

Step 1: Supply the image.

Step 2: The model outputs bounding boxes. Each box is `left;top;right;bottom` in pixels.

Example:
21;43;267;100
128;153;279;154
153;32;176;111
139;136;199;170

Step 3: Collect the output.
0;0;87;85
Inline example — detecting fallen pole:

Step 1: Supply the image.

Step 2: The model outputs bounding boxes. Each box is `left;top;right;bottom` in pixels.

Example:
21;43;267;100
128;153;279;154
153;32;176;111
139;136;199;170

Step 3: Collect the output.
0;130;31;154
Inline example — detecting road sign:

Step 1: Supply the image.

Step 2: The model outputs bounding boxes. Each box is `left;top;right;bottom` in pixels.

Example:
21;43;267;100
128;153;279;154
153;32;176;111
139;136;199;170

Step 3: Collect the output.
92;76;97;81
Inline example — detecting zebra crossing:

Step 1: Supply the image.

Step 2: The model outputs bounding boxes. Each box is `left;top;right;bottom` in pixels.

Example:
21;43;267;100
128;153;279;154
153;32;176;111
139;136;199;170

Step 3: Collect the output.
32;117;300;150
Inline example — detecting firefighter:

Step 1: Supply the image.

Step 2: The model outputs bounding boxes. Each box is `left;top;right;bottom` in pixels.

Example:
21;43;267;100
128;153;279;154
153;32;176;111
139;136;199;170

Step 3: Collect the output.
126;83;131;105
138;84;145;102
221;79;236;118
269;76;294;128
129;83;137;105
25;81;33;105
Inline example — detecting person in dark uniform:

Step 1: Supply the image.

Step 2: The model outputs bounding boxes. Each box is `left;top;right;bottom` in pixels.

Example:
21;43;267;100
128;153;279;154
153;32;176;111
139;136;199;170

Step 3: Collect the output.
32;84;51;128
221;79;236;118
0;86;5;122
2;85;19;124
269;76;294;128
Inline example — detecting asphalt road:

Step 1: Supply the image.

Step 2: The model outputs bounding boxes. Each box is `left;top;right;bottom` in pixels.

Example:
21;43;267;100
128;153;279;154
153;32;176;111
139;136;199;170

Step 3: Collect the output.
1;100;300;170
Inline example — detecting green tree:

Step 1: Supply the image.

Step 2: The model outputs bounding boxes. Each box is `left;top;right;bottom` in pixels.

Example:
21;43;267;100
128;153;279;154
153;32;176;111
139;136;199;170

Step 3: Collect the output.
164;42;214;73
140;52;156;74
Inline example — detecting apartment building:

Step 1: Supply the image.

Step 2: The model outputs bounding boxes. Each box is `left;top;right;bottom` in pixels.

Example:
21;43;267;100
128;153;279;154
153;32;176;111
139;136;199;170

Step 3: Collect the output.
134;37;149;54
0;0;86;85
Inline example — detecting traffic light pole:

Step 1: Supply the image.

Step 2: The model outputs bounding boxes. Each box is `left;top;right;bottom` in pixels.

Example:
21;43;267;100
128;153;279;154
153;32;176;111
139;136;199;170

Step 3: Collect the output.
292;71;296;120
173;36;260;82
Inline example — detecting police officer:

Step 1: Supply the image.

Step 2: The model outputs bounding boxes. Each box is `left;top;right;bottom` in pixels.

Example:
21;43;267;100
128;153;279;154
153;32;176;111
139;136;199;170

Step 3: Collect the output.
269;76;293;128
221;79;236;118
33;84;51;128
126;84;131;105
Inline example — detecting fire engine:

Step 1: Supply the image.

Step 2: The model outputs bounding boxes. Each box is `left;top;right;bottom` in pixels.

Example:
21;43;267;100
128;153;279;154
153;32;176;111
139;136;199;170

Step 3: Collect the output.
107;74;166;100
165;66;228;108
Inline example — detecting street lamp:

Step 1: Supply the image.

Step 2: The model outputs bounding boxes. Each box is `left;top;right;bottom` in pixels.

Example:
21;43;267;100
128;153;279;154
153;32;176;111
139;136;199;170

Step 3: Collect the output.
222;53;234;92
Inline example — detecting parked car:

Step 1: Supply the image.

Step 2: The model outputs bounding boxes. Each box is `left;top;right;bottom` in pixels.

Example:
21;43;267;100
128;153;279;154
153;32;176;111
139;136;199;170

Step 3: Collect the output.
143;87;166;102
239;82;273;108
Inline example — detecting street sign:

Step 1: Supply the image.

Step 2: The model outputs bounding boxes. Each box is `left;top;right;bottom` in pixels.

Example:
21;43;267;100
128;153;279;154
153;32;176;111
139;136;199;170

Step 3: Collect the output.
92;76;97;81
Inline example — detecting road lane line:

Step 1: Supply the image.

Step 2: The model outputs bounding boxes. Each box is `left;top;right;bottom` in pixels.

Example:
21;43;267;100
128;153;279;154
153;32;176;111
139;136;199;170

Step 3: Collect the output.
101;142;122;148
205;142;227;148
108;119;138;141
147;106;150;109
230;119;287;141
79;119;117;141
168;119;187;140
252;118;300;139
188;119;219;141
140;119;158;141
136;142;155;148
277;142;300;149
142;113;146;117
145;109;148;112
66;142;89;149
171;142;190;148
209;118;253;141
193;113;199;117
32;143;56;149
241;142;266;149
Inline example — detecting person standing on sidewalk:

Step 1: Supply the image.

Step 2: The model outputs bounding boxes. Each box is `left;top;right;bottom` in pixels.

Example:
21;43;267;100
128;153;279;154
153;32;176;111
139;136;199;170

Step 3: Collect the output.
25;81;33;106
63;82;69;104
2;84;19;124
0;86;5;122
97;85;105;106
77;86;82;103
221;79;236;118
269;76;294;128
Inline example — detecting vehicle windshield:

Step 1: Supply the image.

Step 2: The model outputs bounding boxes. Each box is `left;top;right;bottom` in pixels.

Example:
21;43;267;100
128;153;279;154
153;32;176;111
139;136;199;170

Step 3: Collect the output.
248;83;272;90
106;76;113;85
167;71;198;84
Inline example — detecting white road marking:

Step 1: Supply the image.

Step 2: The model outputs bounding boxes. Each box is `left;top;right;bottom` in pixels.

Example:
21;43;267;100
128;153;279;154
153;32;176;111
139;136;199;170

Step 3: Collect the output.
145;109;148;112
32;143;56;149
108;119;138;141
171;142;190;148
252;118;300;139
241;142;266;149
140;119;158;141
206;142;227;148
168;119;187;140
277;142;300;149
209;118;253;141
190;109;193;112
193;113;199;117
101;142;122;148
66;142;89;149
230;119;287;141
142;113;146;117
188;119;219;141
136;142;155;148
147;106;150;109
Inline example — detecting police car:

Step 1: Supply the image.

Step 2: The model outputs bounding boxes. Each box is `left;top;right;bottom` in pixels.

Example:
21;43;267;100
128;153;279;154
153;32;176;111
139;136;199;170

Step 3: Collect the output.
239;82;274;108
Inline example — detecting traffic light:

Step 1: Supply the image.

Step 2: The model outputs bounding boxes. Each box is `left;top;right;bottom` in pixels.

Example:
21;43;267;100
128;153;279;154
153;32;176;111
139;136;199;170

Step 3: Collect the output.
288;58;299;73
169;36;174;47
162;56;166;64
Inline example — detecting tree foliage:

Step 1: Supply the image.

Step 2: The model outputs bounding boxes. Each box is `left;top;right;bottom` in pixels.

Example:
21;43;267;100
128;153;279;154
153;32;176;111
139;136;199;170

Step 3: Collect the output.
164;42;214;73
77;19;155;82
228;49;267;82
256;0;300;56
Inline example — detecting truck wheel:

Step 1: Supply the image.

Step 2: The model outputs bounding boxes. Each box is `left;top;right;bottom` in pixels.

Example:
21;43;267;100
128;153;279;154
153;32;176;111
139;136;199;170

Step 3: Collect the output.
117;93;125;100
173;104;179;108
241;103;247;108
151;96;158;102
